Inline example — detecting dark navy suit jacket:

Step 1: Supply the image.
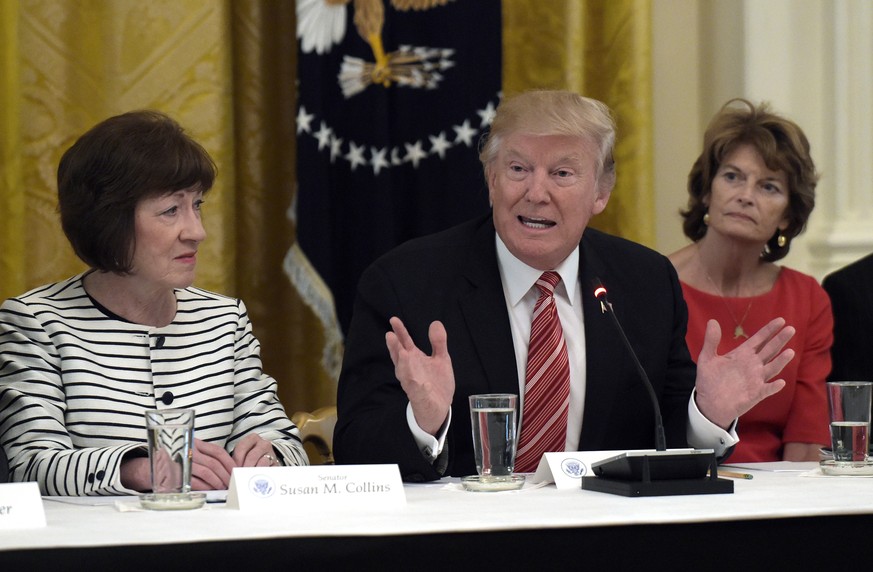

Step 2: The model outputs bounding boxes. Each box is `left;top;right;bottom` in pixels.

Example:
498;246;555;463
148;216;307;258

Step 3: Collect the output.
823;253;873;383
334;215;697;482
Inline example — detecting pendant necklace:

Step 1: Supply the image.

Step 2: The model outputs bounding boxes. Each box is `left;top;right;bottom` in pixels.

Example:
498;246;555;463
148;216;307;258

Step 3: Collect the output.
697;253;754;340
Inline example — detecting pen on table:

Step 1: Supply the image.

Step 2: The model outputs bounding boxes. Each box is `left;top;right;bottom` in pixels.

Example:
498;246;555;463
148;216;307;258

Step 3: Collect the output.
711;469;754;480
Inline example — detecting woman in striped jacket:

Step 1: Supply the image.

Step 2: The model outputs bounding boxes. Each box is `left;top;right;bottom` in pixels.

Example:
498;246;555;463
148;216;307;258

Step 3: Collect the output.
0;111;308;496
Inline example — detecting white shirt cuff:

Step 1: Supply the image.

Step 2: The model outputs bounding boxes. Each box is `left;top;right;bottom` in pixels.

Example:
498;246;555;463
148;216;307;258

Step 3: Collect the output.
686;389;739;457
407;402;451;461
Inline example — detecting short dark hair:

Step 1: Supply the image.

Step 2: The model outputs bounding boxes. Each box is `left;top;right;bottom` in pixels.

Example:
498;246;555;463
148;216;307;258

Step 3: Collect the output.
681;99;819;262
57;110;216;272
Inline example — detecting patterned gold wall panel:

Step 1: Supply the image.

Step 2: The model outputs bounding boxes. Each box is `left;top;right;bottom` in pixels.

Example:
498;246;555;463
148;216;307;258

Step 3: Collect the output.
503;1;578;94
583;0;653;246
0;1;27;295
9;0;236;297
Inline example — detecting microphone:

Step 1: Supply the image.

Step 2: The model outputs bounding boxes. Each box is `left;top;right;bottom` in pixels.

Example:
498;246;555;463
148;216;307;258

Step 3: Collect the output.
593;280;667;452
580;278;733;497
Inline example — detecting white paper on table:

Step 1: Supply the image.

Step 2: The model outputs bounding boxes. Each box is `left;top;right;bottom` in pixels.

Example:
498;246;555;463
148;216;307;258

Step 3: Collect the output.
0;482;46;529
43;496;128;507
44;490;227;509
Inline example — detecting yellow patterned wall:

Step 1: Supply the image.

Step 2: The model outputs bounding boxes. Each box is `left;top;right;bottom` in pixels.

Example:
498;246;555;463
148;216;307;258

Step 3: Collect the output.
3;0;235;294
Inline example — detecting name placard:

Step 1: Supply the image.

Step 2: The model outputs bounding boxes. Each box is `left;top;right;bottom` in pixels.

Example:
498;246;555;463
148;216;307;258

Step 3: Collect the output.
226;464;406;511
0;482;46;529
529;449;695;489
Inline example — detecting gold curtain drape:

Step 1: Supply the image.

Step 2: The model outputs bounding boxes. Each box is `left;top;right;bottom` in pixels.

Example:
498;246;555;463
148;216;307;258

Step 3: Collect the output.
0;0;651;414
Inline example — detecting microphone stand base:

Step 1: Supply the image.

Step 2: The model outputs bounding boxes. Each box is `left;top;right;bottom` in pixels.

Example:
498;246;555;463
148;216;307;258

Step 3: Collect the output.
580;475;734;497
580;450;734;496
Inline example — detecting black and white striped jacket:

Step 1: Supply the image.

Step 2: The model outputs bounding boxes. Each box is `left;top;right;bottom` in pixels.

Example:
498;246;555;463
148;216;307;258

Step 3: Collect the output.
0;273;307;495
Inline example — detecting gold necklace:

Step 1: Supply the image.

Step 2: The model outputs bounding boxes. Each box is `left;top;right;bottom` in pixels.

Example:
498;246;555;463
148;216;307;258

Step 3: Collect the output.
697;253;754;340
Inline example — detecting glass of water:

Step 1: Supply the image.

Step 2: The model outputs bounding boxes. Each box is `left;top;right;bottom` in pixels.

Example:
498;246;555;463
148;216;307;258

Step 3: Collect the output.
827;381;872;466
464;394;520;490
140;408;204;510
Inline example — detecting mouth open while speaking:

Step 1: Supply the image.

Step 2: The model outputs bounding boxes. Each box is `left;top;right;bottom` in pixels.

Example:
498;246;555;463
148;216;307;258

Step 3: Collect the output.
518;215;556;230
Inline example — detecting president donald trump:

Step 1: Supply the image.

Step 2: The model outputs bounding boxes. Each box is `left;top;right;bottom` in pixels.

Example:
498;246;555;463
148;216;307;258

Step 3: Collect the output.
334;90;795;482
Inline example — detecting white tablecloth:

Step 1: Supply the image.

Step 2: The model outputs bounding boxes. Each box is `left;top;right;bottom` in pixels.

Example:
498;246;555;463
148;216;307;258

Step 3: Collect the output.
1;461;871;552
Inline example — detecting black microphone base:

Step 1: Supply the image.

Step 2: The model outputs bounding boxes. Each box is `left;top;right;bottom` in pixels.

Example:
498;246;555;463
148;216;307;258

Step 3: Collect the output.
580;449;734;497
580;474;734;497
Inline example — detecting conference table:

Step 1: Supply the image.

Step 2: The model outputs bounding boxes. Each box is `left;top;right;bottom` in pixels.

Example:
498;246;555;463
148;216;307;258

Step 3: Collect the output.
1;462;871;570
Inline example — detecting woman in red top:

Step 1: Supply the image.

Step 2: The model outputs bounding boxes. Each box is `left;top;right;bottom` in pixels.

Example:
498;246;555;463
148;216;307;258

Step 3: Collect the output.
669;99;833;462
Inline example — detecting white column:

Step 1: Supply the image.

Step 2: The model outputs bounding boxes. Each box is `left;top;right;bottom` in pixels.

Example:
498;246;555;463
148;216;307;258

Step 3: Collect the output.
742;0;873;278
808;0;873;276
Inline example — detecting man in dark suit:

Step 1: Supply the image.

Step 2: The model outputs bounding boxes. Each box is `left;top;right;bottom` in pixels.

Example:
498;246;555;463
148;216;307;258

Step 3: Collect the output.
823;254;873;382
334;91;796;482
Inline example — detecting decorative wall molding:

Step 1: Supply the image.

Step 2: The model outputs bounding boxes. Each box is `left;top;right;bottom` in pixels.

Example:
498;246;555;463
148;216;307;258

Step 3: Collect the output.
742;0;873;278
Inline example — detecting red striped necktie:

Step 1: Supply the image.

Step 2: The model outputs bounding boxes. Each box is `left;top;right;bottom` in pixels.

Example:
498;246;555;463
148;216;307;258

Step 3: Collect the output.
515;271;571;473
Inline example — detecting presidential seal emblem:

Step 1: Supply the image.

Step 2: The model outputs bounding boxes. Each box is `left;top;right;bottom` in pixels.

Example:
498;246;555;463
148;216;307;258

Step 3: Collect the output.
561;458;587;478
248;475;276;498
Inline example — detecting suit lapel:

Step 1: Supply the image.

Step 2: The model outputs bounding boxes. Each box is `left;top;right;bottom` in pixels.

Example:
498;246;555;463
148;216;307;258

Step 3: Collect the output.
457;218;519;395
577;231;624;449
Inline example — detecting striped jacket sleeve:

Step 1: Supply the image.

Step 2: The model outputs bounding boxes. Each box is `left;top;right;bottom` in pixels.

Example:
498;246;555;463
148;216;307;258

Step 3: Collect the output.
226;298;308;467
0;296;143;495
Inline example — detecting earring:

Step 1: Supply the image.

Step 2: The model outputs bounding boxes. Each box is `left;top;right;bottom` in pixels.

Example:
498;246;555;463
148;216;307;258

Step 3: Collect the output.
703;212;710;225
777;233;787;248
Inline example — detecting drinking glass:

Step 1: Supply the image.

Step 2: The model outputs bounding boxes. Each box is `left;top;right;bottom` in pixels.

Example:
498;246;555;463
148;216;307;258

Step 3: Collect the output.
827;381;872;466
465;394;520;489
140;408;205;510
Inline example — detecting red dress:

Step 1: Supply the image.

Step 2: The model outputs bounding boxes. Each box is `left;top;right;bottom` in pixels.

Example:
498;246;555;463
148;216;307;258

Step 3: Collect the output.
681;268;833;462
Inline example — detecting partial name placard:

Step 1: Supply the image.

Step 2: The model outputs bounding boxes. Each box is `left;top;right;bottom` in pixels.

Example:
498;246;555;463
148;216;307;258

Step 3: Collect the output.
0;482;46;529
529;449;695;489
226;464;405;511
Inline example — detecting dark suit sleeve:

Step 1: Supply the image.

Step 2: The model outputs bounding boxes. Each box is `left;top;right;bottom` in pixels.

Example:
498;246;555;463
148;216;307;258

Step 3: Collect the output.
823;263;873;382
333;262;444;482
579;232;697;451
625;254;698;448
662;260;699;446
661;257;738;458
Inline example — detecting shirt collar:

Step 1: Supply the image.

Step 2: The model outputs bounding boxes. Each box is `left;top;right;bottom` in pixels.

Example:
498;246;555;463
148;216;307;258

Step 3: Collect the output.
495;233;579;307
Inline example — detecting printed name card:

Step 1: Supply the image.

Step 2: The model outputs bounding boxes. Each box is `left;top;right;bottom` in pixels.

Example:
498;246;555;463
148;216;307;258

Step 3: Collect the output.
0;482;46;529
226;464;406;511
529;449;695;489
